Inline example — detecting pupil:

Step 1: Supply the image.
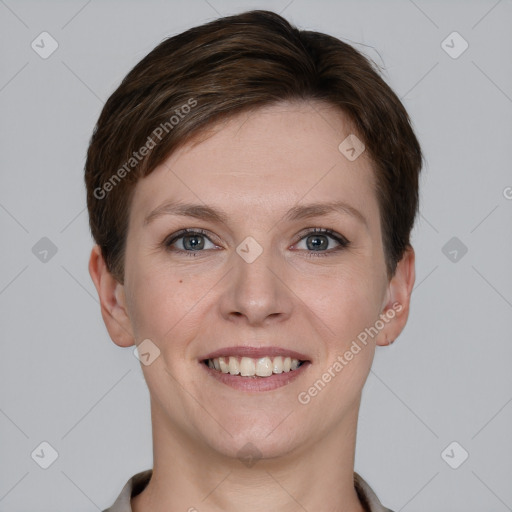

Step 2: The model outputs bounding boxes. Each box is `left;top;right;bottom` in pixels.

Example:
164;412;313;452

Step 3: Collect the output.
185;235;204;250
308;235;327;251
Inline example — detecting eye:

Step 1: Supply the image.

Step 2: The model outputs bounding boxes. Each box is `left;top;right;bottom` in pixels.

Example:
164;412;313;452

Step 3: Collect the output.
293;228;350;258
162;227;350;258
163;229;219;256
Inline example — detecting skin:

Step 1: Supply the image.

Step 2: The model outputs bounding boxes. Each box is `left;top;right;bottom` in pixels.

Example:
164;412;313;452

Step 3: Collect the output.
89;100;415;512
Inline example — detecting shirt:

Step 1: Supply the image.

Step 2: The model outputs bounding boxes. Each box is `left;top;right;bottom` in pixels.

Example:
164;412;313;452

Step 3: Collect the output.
102;469;394;512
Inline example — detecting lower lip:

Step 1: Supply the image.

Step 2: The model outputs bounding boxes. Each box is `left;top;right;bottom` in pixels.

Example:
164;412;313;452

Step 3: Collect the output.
201;361;311;392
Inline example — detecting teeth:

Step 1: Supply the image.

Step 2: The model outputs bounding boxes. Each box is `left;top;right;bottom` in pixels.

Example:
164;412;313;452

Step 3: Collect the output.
206;356;303;377
219;357;229;373
256;357;273;377
240;357;255;376
228;356;240;375
273;356;283;374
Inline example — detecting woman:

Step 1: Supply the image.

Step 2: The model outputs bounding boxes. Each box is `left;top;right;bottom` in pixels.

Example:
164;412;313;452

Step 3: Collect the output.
86;9;422;512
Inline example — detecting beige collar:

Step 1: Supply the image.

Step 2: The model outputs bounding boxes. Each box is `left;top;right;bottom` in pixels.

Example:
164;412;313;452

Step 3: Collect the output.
102;469;395;512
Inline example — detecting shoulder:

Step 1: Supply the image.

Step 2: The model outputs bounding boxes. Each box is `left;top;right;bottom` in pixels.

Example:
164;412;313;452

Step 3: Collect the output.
354;471;395;512
102;470;153;512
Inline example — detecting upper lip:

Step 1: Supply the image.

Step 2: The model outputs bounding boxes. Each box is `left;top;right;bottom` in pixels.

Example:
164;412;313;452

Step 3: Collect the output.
200;346;311;361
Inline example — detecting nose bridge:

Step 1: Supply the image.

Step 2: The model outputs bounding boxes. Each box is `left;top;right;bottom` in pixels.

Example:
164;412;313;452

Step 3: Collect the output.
222;234;292;324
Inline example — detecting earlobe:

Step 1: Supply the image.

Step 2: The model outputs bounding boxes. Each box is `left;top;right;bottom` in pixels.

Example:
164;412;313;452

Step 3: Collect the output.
88;245;135;348
376;245;416;347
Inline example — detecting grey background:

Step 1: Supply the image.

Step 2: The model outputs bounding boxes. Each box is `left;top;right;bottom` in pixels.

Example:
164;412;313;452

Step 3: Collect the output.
1;0;511;510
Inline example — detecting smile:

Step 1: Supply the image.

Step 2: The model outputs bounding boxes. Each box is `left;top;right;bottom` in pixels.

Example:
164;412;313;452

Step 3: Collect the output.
204;356;303;377
199;346;311;391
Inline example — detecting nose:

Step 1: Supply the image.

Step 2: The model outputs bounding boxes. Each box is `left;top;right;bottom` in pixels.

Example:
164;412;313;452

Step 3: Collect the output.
218;242;294;327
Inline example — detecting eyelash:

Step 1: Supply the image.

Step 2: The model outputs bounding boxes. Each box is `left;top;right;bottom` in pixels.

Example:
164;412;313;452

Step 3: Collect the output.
162;228;350;258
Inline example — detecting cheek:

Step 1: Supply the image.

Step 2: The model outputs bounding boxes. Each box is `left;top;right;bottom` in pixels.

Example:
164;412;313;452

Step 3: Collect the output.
305;267;383;345
304;275;379;401
125;262;194;342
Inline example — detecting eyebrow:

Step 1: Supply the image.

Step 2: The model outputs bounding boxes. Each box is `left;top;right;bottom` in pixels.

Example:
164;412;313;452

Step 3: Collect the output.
143;200;368;228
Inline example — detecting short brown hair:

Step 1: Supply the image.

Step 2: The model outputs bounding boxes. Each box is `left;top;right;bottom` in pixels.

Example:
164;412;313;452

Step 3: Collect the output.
85;9;423;284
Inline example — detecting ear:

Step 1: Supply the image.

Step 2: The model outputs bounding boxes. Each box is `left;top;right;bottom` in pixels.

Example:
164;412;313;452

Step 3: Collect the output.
375;245;416;347
88;244;135;348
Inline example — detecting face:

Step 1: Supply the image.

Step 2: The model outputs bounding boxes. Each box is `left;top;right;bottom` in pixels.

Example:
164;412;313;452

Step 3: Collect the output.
101;100;412;461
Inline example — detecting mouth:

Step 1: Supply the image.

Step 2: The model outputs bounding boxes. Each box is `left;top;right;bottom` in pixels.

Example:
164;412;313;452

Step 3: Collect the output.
199;346;311;391
203;356;305;377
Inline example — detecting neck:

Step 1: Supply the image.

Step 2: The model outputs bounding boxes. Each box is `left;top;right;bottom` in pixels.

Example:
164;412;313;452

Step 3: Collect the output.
132;401;366;512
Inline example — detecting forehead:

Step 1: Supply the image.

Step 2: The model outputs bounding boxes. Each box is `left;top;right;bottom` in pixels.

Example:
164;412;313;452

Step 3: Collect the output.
130;100;378;227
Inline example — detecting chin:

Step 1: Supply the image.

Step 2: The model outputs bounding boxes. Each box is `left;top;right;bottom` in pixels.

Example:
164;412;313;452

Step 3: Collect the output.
194;410;314;465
